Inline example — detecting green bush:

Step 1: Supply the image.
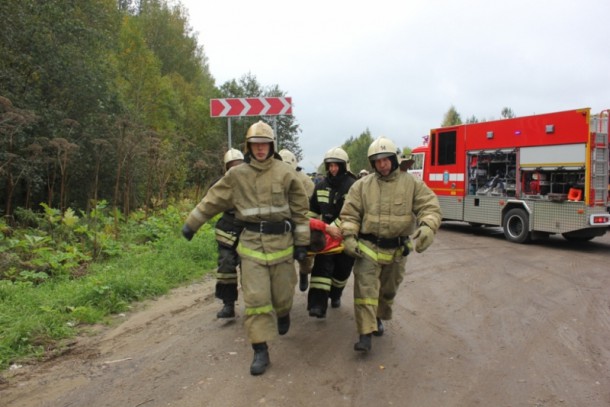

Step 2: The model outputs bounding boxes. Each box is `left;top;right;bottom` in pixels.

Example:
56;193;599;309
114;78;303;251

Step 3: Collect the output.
0;203;218;370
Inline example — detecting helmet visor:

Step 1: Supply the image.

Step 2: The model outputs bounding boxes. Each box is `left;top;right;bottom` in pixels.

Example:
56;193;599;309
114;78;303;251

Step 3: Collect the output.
370;152;395;161
248;137;273;143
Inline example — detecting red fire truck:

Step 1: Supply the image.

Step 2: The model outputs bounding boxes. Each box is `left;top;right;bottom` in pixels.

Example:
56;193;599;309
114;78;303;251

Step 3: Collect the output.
410;107;610;243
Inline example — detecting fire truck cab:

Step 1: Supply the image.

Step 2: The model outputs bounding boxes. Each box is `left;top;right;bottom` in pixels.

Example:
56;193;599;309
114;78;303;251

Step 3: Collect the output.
411;108;610;243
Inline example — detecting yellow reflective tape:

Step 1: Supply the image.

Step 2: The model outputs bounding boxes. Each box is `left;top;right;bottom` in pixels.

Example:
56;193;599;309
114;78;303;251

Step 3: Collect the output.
215;229;237;242
331;278;347;288
245;304;274;316
310;283;331;291
316;246;344;255
354;297;378;306
237;243;293;262
295;224;309;233
317;190;330;203
241;204;290;216
358;241;395;262
310;276;331;285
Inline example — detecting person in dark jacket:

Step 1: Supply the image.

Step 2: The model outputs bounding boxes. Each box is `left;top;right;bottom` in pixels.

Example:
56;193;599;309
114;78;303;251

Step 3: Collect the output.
307;147;357;318
213;148;245;319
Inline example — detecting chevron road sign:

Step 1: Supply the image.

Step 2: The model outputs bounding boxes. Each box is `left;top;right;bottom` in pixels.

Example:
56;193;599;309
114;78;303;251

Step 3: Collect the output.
210;97;292;117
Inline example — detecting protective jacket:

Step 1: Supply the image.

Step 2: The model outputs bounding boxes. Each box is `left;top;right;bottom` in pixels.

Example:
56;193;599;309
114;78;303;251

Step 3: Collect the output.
185;154;310;265
297;169;315;198
307;170;356;314
309;172;356;226
340;170;441;264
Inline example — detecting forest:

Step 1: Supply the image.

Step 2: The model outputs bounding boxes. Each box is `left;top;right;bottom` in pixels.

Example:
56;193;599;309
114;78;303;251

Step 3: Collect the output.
0;0;303;220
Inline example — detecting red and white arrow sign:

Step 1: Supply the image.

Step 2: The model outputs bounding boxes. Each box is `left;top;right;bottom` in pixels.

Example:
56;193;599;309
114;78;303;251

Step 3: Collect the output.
210;97;292;117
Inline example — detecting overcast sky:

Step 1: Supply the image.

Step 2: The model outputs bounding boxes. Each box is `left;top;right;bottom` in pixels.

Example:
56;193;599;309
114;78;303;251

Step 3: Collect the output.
179;0;610;172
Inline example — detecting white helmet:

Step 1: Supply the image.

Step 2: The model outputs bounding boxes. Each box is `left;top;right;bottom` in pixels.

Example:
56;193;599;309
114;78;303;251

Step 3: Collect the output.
223;148;244;169
245;120;274;143
324;147;349;164
279;149;298;169
367;136;398;161
324;147;351;172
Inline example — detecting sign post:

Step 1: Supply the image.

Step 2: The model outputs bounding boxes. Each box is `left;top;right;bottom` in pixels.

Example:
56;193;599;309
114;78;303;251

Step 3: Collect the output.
210;97;293;148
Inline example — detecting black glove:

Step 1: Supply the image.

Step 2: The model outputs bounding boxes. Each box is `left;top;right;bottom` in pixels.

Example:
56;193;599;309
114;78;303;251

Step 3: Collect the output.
182;224;195;241
293;246;308;261
402;238;413;256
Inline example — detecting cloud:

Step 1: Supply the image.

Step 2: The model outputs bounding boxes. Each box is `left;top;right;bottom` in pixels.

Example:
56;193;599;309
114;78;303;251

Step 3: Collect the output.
181;0;610;172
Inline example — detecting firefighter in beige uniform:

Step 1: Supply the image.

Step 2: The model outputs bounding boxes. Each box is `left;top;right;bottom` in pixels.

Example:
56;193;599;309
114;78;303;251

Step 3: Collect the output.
279;149;315;198
340;136;441;352
182;121;310;376
278;149;315;291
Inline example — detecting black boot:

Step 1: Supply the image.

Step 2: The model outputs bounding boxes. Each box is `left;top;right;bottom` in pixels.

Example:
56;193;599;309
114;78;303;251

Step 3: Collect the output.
308;306;326;319
373;318;384;336
216;302;235;318
278;314;290;335
299;273;309;292
330;298;341;308
250;343;270;376
354;334;372;352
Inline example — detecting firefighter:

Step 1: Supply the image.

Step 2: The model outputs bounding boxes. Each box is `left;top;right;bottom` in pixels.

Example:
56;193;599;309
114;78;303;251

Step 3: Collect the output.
213;148;245;319
358;169;369;178
182;121;310;376
399;155;414;172
340;136;441;352
279;148;315;292
307;147;357;318
279;149;315;197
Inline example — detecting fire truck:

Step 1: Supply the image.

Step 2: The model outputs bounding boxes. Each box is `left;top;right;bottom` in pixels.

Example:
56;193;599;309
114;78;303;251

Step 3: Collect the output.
410;107;610;243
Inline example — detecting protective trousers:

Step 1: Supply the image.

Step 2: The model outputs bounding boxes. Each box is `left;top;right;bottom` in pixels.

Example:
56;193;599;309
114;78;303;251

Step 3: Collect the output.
353;255;407;334
308;252;354;312
215;243;239;303
241;257;297;344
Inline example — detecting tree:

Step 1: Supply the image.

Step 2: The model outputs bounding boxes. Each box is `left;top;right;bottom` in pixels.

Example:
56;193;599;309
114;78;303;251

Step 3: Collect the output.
218;74;302;159
401;147;413;157
0;1;301;217
342;129;374;175
0;96;38;220
49;132;80;212
441;106;462;127
501;107;515;119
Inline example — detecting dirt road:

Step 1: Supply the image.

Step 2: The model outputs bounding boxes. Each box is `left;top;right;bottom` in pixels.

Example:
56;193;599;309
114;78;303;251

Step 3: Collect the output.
2;224;609;407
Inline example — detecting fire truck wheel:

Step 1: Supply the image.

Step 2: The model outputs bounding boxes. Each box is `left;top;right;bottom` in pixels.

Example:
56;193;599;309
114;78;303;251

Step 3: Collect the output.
503;208;531;243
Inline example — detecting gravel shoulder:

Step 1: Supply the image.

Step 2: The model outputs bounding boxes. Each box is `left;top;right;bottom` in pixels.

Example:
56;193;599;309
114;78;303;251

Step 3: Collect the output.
2;225;609;407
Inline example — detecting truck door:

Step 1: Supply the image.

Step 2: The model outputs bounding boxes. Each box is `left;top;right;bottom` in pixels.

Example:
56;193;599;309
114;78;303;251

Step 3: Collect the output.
429;128;466;219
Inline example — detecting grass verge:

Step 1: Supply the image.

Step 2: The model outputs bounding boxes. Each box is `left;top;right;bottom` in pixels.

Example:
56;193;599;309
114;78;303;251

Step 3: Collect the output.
0;226;217;370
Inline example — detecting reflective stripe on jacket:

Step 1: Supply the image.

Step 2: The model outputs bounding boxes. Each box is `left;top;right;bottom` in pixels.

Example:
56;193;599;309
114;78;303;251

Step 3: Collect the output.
186;155;310;265
340;169;441;264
